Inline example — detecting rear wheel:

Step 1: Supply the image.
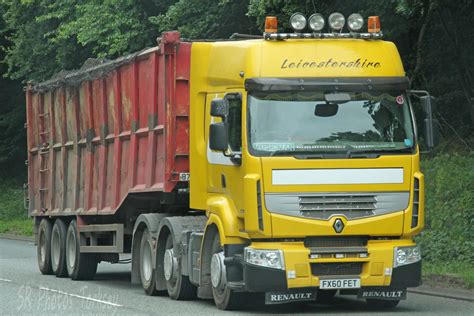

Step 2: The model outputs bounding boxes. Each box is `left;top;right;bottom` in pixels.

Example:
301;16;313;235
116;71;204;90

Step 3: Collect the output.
140;229;159;296
66;220;98;280
163;234;196;300
366;299;400;309
51;219;68;277
211;233;248;310
37;218;53;275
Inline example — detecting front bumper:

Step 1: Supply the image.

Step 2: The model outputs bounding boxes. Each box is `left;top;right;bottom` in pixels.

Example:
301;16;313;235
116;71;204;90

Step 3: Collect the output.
241;239;421;293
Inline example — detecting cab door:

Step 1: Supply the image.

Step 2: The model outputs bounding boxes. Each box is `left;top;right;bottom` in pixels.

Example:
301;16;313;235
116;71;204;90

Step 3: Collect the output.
205;91;245;216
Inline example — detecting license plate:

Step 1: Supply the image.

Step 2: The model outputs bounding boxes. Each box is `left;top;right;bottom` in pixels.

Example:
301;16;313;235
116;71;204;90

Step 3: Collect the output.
265;291;316;304
320;278;361;289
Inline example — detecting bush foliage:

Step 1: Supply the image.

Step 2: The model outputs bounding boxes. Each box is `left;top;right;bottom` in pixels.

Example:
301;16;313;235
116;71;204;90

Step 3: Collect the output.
418;153;474;263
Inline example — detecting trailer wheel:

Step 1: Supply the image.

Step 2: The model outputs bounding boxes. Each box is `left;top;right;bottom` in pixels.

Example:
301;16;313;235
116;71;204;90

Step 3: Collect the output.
66;220;98;280
366;299;400;309
211;233;247;310
140;228;159;295
51;219;68;277
37;218;53;275
163;234;196;300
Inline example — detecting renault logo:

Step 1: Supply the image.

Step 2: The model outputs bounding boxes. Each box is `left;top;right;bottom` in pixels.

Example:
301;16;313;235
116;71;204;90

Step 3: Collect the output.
333;218;344;233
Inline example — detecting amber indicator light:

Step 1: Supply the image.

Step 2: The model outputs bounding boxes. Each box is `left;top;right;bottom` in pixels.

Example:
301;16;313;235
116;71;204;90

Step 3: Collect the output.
368;16;381;33
265;16;278;33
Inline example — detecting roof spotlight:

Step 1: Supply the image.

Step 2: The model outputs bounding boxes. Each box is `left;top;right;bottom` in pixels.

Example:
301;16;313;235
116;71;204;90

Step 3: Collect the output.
290;13;307;32
308;13;325;32
328;12;345;31
348;13;364;31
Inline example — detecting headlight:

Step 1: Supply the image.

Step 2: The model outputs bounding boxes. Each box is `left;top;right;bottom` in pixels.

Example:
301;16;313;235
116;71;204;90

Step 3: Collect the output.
308;13;325;32
394;246;421;267
244;248;285;270
328;12;345;31
290;13;307;32
347;13;364;31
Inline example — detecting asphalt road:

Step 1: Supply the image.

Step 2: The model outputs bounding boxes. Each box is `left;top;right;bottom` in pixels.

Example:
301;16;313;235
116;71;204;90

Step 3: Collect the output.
0;238;472;315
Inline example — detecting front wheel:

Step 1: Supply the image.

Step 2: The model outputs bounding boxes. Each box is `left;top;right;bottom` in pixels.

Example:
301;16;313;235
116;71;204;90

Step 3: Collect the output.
210;233;248;310
66;220;98;280
366;299;400;309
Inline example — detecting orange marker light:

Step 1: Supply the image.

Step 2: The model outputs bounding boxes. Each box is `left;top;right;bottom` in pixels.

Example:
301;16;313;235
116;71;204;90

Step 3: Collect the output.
368;16;381;33
265;16;278;33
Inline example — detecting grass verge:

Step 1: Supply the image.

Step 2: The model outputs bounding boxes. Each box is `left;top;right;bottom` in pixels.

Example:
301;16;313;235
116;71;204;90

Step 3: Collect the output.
423;261;474;289
0;178;32;236
0;218;33;236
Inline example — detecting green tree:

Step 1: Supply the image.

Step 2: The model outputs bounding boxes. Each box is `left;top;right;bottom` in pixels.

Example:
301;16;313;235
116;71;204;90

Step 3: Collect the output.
149;0;256;39
0;3;25;174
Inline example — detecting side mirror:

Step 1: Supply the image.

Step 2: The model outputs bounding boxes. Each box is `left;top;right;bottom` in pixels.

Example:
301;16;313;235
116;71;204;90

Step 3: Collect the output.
209;122;229;151
315;103;339;117
211;99;229;118
424;118;440;149
420;95;437;115
420;95;440;149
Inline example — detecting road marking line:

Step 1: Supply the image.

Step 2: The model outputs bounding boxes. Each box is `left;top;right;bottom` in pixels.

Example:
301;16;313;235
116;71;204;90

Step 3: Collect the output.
0;278;13;282
39;286;122;307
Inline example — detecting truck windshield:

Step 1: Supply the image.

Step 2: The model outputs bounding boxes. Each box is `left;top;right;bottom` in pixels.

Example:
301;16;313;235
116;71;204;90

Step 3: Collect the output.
248;91;415;157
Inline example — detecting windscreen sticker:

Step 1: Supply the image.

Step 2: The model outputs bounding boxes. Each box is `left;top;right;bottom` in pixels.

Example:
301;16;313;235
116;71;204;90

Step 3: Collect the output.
404;139;413;146
396;95;404;105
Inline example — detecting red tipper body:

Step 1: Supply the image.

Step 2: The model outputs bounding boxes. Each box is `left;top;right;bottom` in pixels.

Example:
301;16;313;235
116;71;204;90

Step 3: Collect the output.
26;32;191;217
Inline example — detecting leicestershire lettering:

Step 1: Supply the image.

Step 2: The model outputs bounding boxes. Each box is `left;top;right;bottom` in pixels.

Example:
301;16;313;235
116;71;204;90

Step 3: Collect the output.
281;58;381;69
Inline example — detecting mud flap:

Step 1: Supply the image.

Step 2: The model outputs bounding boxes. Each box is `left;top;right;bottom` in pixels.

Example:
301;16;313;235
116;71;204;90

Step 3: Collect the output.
358;287;407;300
265;289;317;305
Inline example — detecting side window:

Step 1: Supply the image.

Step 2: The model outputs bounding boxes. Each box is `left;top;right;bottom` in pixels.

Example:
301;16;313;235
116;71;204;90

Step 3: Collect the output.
227;95;242;152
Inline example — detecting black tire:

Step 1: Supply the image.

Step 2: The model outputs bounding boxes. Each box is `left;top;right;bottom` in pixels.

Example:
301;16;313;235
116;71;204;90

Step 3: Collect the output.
37;218;53;275
51;219;68;277
316;289;337;303
140;229;159;296
366;299;400;309
211;233;248;310
164;234;196;300
66;220;98;280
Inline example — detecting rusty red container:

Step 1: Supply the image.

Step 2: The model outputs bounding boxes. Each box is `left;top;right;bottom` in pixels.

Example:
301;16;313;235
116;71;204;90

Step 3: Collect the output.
26;32;191;217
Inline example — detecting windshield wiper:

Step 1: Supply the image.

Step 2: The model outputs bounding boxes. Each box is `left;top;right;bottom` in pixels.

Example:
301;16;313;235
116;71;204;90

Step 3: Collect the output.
267;147;413;159
347;147;413;158
269;150;344;159
269;150;309;157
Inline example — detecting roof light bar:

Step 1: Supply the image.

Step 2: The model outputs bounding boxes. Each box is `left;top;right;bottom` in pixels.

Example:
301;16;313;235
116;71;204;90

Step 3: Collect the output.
262;13;383;39
263;32;383;40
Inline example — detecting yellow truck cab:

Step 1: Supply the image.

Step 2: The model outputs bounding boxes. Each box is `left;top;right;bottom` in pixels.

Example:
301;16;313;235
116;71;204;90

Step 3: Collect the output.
189;13;438;309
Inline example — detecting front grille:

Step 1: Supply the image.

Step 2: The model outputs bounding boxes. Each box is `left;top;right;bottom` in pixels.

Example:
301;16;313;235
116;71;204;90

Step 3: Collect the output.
304;237;368;248
311;262;363;276
265;191;410;220
299;195;376;212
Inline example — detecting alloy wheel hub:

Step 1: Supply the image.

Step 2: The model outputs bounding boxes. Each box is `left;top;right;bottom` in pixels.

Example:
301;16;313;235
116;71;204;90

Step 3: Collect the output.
210;252;226;289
